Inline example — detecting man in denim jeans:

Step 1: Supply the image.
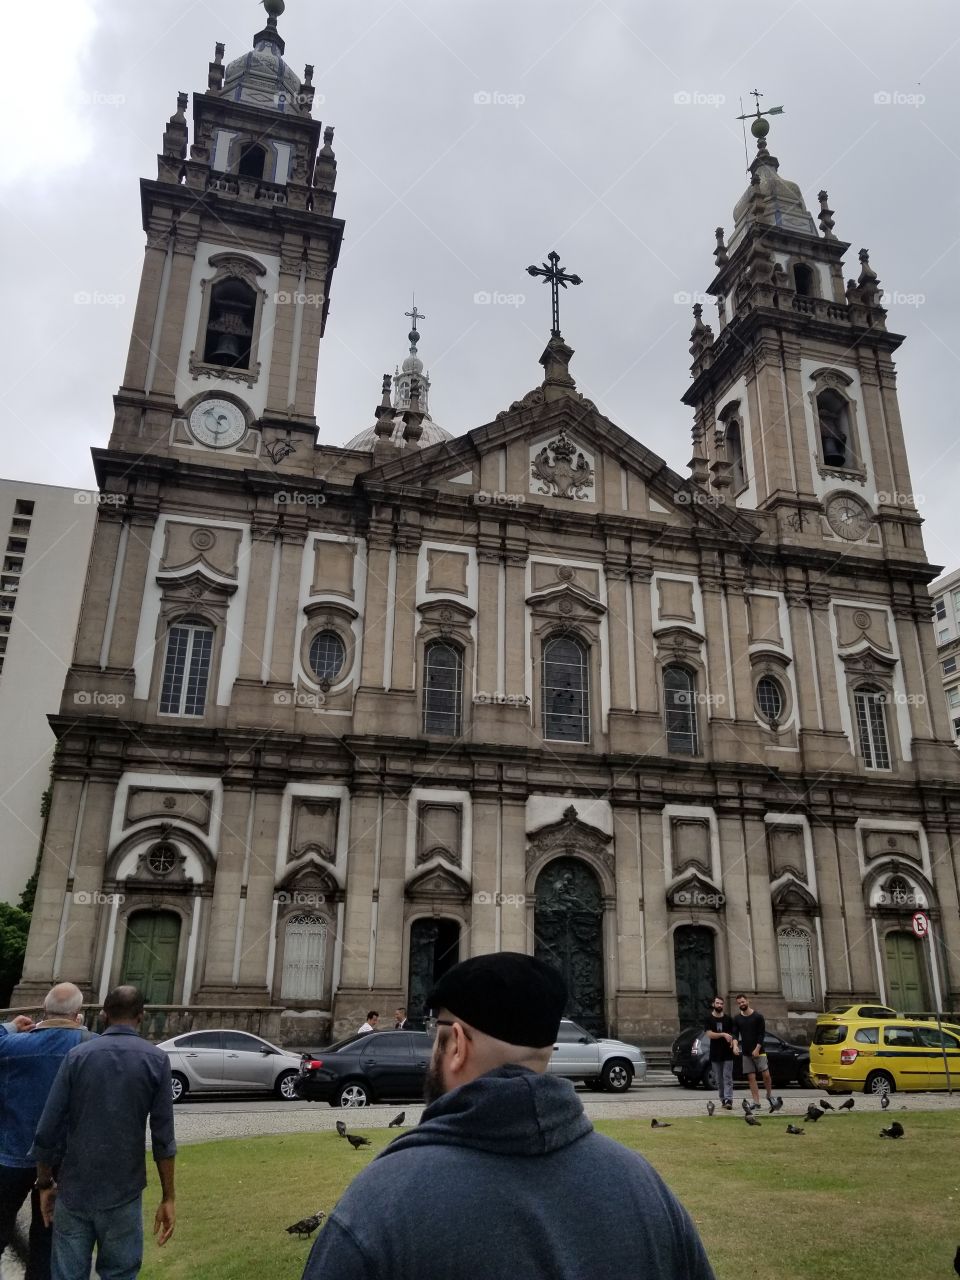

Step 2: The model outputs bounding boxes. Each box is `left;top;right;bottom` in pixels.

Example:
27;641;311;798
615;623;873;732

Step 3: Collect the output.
30;986;176;1280
704;996;739;1109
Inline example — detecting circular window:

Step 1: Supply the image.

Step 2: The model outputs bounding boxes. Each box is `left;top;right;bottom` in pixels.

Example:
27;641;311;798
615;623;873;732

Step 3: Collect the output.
147;843;178;876
308;630;345;683
756;676;785;723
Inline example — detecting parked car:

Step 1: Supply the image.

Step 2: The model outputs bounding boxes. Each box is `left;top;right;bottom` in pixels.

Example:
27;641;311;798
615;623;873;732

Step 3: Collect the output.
158;1029;305;1102
548;1018;646;1093
810;1016;960;1094
670;1026;811;1089
296;1030;432;1106
816;1004;896;1026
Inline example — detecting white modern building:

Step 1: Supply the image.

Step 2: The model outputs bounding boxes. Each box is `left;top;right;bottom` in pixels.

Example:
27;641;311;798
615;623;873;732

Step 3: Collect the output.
0;480;96;904
930;566;960;747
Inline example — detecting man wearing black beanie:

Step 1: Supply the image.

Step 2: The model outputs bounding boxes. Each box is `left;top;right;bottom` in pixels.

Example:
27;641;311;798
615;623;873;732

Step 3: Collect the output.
302;951;714;1280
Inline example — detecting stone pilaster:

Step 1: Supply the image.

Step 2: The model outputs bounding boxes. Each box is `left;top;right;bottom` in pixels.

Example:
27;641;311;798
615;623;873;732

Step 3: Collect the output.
198;787;252;990
235;788;282;995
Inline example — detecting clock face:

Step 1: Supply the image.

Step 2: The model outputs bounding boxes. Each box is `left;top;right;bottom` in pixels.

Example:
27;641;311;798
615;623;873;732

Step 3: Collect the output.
187;398;247;449
825;493;873;541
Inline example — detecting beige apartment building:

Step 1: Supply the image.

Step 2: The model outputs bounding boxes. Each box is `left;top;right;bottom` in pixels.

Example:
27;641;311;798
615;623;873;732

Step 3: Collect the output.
0;480;96;905
11;7;960;1045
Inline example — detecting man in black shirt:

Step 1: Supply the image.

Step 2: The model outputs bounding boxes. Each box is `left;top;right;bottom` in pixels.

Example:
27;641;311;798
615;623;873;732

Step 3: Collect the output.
734;994;780;1112
703;996;738;1110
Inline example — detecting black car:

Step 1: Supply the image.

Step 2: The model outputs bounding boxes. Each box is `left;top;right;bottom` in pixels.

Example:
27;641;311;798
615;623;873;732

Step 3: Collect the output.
670;1026;811;1089
296;1030;432;1106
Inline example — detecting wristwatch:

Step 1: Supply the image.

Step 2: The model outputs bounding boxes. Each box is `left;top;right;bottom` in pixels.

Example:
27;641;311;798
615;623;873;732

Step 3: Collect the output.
34;1177;55;1192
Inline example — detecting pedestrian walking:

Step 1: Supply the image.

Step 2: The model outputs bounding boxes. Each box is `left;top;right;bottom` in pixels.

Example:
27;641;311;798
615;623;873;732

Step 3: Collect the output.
357;1012;379;1033
302;952;714;1280
0;984;91;1280
733;995;779;1110
704;996;738;1110
31;985;177;1280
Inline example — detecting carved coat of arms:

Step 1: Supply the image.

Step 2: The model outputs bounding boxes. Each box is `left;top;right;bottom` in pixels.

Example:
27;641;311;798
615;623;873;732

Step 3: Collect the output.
531;433;594;500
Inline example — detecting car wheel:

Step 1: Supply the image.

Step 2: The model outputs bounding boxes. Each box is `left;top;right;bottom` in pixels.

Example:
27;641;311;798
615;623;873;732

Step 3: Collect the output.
171;1072;187;1104
864;1070;895;1097
601;1060;633;1093
275;1071;300;1101
335;1080;372;1107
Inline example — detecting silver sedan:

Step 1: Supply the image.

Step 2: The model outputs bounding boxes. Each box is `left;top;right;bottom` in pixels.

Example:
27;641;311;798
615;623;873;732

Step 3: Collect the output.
158;1029;305;1102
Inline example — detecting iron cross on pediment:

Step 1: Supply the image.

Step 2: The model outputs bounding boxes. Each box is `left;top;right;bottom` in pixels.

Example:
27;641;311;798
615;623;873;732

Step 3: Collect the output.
526;251;582;338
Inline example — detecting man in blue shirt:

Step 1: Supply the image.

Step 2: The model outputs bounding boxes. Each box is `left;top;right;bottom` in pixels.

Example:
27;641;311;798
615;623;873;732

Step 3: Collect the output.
31;985;177;1280
0;982;90;1280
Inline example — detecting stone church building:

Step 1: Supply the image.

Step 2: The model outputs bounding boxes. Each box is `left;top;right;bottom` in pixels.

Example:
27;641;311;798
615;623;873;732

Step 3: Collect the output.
13;4;960;1045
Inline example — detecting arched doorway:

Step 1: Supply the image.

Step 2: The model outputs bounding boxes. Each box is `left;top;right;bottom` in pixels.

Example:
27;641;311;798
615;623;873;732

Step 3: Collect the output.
534;858;605;1036
408;919;460;1024
120;911;181;1005
674;926;717;1030
884;931;930;1012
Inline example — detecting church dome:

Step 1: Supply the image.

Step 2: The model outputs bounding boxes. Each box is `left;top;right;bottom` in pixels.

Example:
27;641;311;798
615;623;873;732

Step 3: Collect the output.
217;3;308;115
345;415;453;453
729;117;816;250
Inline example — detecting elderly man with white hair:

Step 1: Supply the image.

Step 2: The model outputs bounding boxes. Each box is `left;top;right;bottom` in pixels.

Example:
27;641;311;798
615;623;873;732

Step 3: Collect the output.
0;983;92;1280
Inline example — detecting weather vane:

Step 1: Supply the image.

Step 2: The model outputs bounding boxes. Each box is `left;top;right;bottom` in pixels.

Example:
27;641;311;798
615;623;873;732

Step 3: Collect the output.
736;90;784;166
526;251;582;339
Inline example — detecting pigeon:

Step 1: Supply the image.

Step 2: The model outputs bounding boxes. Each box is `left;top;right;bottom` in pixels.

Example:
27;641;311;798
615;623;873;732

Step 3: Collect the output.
744;1111;761;1127
785;1124;805;1135
839;1098;855;1111
741;1098;752;1115
388;1112;405;1128
346;1134;371;1150
879;1121;904;1139
706;1101;715;1117
819;1099;835;1111
880;1094;890;1111
805;1106;823;1123
335;1120;347;1138
768;1096;784;1112
286;1210;325;1238
650;1118;672;1129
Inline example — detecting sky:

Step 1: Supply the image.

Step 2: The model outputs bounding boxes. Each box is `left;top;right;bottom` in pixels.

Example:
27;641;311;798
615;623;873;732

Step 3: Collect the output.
1;0;959;572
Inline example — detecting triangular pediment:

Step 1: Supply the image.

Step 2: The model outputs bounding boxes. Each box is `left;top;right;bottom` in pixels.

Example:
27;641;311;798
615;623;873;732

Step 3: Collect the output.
405;865;471;902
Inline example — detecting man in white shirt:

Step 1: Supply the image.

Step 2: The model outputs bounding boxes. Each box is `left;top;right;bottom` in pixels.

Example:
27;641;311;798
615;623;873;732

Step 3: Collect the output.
357;1012;379;1034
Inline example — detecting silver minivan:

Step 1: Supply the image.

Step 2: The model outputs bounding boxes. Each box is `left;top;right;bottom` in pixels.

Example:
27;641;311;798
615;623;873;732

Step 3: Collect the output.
158;1029;305;1102
549;1018;647;1092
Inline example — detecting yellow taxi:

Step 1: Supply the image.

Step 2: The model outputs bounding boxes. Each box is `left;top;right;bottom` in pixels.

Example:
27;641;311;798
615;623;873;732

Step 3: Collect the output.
810;1016;960;1094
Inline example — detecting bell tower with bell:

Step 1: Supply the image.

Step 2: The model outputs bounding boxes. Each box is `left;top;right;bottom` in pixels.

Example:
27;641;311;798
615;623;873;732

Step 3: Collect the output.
682;96;924;559
110;0;344;463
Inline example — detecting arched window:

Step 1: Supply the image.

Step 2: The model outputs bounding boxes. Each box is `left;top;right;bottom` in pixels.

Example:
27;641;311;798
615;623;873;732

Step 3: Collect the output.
308;630;345;683
423;642;463;736
727;419;747;492
854;684;891;770
203;277;256;368
159;619;214;717
778;925;815;1003
238;143;267;180
756;675;785;724
541;635;589;742
793;263;816;297
281;914;327;1001
664;665;699;755
817;389;851;468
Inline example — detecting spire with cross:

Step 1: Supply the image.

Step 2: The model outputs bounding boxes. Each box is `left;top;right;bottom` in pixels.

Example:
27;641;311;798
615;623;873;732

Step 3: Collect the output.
526;251;582;339
736;90;784;159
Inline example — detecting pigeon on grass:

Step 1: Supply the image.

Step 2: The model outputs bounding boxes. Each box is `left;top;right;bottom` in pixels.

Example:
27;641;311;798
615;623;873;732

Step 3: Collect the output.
388;1112;406;1128
286;1210;325;1238
346;1134;372;1150
335;1120;347;1138
650;1118;672;1129
839;1098;855;1111
706;1101;715;1117
879;1122;904;1139
744;1112;761;1127
785;1124;805;1135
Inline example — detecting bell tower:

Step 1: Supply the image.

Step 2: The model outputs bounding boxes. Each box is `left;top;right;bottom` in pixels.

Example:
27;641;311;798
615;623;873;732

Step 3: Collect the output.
111;0;344;463
682;103;924;559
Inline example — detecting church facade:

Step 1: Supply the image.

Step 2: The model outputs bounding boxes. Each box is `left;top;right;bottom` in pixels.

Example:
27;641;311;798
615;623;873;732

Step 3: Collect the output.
13;7;960;1046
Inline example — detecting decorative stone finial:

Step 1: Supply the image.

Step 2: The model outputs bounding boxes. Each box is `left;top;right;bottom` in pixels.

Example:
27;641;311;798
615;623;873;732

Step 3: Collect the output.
714;227;728;267
857;248;882;307
374;374;395;440
208;43;226;91
403;377;426;444
817;190;836;239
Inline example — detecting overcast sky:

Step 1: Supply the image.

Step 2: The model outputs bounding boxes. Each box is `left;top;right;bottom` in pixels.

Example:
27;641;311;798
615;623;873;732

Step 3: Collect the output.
1;0;958;572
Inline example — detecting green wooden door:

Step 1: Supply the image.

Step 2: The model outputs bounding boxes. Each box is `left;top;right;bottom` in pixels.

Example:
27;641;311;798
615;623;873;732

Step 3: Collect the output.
884;931;929;1014
120;911;181;1005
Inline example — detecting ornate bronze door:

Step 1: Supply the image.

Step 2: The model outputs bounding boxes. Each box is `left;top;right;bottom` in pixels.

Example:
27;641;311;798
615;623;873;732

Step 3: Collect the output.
534;858;605;1036
673;926;717;1031
407;918;460;1024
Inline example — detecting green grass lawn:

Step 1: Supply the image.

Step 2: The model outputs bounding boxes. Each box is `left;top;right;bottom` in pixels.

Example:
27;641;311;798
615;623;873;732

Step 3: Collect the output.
137;1112;960;1279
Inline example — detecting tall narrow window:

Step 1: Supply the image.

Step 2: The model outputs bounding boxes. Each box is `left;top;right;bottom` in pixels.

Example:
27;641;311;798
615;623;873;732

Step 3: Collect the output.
203;278;256;368
793;263;816;296
664;665;700;755
727;419;747;491
423;642;463;736
541;636;589;742
854;685;891;770
817;389;851;468
778;925;815;1002
281;914;327;1001
159;620;214;717
238;143;267;180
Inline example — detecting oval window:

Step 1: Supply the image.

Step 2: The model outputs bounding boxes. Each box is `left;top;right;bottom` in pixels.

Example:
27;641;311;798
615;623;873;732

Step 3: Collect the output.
309;630;345;683
756;675;784;723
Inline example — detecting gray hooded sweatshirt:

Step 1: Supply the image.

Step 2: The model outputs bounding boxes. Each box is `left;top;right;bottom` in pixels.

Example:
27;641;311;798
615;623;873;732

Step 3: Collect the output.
302;1065;714;1280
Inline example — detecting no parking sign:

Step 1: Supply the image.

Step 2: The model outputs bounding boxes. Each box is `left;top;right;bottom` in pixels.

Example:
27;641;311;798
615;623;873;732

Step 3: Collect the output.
912;911;929;939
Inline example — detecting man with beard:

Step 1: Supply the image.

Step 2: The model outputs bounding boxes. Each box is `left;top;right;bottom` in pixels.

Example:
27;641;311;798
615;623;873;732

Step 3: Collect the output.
302;952;714;1280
